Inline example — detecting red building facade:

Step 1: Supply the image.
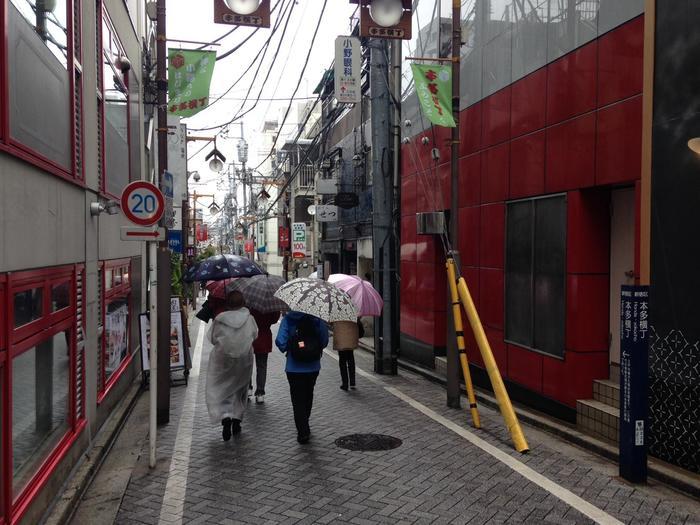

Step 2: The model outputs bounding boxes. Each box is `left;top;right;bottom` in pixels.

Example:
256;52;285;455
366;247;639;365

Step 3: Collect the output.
400;12;644;417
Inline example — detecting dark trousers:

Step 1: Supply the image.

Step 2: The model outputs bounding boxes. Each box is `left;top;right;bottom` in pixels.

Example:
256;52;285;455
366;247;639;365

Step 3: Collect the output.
253;353;268;395
338;350;356;387
286;372;319;436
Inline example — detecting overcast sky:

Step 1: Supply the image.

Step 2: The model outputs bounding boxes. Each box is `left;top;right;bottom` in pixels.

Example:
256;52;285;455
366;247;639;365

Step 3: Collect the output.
167;0;357;202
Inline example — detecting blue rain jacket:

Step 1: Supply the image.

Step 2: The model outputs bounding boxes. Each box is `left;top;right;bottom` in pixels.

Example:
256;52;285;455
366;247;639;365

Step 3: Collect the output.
275;311;329;373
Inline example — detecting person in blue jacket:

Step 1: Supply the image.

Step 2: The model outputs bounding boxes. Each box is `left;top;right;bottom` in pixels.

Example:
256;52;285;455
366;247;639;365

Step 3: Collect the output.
275;311;329;444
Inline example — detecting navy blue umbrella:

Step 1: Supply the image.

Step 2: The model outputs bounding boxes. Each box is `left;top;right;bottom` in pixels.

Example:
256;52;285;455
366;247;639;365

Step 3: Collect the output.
183;254;264;282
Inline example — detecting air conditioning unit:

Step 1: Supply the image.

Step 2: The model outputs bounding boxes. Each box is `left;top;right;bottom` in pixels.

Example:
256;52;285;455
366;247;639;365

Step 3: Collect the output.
416;212;445;235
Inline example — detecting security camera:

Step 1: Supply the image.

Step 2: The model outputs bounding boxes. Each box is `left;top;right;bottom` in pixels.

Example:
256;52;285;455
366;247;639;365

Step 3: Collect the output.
193;172;201;182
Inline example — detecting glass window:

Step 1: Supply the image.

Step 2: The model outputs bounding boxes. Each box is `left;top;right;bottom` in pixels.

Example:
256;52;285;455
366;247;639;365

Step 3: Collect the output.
14;288;43;328
51;282;71;312
506;196;567;357
12;333;71;495
8;0;71;169
105;268;113;291
128;70;142;182
105;297;130;381
102;18;130;196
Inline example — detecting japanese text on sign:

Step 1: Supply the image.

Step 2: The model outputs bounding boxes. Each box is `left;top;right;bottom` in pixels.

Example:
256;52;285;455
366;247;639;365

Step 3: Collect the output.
292;222;306;259
334;36;361;104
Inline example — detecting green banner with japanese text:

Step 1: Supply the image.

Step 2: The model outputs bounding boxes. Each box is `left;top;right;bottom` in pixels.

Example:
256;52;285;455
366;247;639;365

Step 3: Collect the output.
167;49;216;117
411;63;455;128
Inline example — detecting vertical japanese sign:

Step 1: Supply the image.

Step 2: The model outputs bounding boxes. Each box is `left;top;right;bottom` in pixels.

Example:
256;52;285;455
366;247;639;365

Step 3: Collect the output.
411;64;456;128
619;285;649;483
278;226;290;249
292;222;306;259
168;49;216;117
334;36;361;104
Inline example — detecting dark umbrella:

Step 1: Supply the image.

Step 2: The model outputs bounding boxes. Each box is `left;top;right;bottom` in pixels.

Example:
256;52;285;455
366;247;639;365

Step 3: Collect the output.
226;274;288;313
182;254;263;282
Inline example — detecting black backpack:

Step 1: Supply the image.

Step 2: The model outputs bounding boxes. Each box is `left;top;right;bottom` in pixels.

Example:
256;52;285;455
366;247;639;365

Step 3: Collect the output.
288;316;322;362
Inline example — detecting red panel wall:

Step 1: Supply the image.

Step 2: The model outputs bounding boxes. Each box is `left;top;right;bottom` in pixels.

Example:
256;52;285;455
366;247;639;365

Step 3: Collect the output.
399;16;644;408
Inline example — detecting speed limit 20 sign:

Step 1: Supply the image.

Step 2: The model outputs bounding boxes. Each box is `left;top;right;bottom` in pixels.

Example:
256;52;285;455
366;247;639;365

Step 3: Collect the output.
121;181;165;226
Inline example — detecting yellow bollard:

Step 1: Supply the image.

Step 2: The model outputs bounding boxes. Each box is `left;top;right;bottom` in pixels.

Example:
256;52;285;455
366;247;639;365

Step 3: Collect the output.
446;259;481;428
456;276;530;453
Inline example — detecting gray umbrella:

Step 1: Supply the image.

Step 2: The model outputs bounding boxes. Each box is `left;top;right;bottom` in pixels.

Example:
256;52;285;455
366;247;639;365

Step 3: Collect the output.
274;278;358;322
226;274;288;313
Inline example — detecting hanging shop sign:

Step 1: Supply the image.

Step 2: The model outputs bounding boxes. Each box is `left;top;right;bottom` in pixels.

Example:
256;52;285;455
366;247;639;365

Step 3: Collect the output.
334;36;361;104
316;205;339;222
411;63;456;128
168;49;216;117
196;223;208;242
278;226;290;249
619;285;650;484
292;222;307;259
335;192;360;209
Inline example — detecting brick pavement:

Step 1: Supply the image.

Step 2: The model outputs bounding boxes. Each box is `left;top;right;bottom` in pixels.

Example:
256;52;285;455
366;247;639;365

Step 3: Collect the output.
110;319;700;525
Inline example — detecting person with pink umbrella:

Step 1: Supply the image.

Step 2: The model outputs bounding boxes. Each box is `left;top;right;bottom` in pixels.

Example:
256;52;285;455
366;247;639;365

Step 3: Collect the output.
327;274;383;391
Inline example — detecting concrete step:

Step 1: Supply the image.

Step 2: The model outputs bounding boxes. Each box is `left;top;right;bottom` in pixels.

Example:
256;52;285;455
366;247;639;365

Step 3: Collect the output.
576;399;620;444
593;379;620;409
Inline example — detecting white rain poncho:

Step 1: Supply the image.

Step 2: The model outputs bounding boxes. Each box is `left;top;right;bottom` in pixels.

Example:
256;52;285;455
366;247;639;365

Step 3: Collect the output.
205;307;258;424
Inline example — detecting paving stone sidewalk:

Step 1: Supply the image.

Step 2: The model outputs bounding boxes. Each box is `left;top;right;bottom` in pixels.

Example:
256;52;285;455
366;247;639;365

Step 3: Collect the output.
105;318;700;525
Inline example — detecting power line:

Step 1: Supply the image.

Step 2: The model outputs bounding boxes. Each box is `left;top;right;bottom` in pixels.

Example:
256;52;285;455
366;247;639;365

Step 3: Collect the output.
253;0;329;172
187;0;295;132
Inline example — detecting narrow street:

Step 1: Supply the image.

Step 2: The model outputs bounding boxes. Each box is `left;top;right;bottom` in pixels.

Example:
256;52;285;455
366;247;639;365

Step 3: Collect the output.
71;318;700;525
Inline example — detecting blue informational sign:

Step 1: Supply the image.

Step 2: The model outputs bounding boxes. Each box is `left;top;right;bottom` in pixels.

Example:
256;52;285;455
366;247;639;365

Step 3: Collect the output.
168;230;182;254
619;285;649;483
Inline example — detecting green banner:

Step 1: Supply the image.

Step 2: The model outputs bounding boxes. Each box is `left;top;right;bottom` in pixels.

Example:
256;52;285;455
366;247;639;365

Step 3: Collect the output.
411;64;456;128
168;49;216;118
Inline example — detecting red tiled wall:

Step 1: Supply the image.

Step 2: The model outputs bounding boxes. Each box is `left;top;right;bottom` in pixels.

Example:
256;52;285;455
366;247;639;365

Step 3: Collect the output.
400;16;644;408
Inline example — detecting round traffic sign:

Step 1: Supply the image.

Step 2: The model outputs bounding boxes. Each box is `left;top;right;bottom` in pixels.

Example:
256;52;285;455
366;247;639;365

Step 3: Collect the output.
121;181;165;226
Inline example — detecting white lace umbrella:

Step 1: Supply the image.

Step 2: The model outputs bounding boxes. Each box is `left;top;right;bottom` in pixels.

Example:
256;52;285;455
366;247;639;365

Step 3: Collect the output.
274;278;358;322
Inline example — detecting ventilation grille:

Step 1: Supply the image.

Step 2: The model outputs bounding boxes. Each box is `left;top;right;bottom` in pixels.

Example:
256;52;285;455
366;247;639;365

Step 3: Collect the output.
97;267;104;393
73;72;83;179
75;269;86;419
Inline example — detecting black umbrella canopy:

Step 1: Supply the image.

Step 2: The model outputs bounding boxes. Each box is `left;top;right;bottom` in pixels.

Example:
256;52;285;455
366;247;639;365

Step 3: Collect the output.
183;254;264;282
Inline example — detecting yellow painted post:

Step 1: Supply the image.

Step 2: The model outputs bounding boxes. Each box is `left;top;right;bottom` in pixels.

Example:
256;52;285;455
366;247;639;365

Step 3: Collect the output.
446;259;481;428
456;277;530;453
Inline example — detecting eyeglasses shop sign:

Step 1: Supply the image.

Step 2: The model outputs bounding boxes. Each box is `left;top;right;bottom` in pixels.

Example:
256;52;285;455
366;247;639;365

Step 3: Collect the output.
292;222;307;259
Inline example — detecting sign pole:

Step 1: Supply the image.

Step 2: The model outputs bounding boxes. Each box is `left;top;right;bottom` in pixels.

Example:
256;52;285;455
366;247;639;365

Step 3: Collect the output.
156;0;171;425
148;241;158;468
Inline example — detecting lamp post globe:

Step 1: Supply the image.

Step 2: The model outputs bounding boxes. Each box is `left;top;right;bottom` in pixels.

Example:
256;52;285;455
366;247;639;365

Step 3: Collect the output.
225;0;261;15
369;0;403;27
209;157;224;173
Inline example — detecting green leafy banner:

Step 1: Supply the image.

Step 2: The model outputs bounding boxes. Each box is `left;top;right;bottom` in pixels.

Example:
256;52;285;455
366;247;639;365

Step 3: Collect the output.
411;63;456;128
167;49;216;117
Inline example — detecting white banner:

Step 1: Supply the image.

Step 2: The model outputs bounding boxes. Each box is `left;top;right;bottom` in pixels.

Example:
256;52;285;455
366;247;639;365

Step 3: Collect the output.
316;205;339;222
292;222;307;259
334;36;361;104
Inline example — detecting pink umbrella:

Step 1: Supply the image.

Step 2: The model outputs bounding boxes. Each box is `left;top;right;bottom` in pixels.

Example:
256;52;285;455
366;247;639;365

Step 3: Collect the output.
327;274;383;316
205;278;235;300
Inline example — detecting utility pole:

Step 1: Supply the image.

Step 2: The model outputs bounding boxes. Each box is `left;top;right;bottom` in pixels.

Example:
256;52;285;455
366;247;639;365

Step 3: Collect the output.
156;0;171;424
370;38;396;375
391;39;402;374
446;0;462;408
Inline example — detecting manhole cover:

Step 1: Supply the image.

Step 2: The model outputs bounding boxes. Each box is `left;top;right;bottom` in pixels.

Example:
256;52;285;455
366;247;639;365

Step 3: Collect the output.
335;434;402;451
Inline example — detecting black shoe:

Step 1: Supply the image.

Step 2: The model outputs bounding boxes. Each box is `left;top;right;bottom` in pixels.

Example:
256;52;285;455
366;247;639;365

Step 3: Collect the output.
297;433;310;444
232;419;242;435
340;384;349;391
222;418;232;441
350;385;356;390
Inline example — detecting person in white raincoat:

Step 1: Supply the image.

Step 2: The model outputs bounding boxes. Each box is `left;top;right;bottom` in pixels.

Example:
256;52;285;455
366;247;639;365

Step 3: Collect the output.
205;290;258;441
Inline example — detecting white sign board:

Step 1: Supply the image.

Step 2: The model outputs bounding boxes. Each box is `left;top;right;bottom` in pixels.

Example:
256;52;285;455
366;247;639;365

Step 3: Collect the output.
140;297;186;371
120;226;166;241
335;36;361;104
316;205;339;222
292;222;307;259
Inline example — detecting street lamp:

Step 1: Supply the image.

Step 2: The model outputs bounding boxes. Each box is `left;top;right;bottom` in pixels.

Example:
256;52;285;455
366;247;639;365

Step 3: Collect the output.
688;138;700;155
209;156;224;173
369;0;404;27
225;0;261;15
